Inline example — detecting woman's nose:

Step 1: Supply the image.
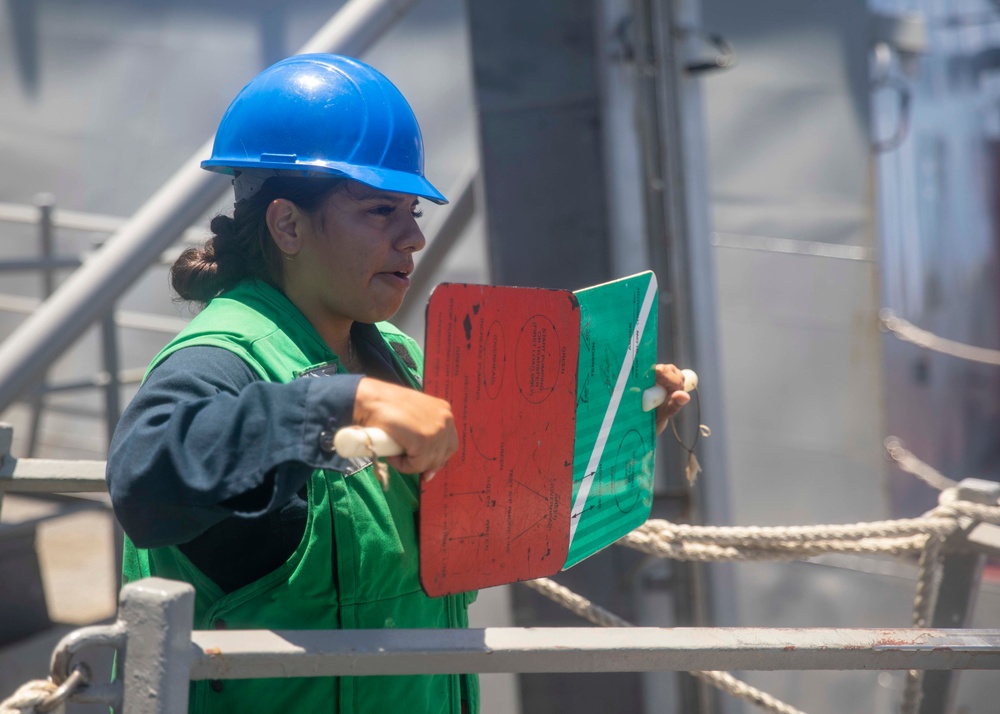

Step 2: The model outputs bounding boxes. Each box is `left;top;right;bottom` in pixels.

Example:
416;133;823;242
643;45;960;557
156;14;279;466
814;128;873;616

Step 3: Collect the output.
397;217;427;253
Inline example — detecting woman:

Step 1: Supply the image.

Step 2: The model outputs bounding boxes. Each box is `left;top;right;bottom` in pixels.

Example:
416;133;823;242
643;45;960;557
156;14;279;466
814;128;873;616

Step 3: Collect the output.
107;54;690;713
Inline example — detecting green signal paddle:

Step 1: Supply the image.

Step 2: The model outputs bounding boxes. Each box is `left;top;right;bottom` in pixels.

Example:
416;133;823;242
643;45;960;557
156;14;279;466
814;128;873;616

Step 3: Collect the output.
334;272;695;596
566;270;660;568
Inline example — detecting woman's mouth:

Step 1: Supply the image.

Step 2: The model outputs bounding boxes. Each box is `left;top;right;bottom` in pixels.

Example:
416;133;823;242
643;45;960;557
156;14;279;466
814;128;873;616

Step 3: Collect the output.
378;270;411;288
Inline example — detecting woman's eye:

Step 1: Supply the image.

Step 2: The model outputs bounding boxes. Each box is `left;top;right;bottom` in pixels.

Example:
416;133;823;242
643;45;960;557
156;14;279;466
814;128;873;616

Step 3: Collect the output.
368;203;421;218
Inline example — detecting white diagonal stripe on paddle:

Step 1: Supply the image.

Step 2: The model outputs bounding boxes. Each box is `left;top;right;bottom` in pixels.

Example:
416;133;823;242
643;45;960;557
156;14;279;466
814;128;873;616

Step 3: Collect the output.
569;276;657;546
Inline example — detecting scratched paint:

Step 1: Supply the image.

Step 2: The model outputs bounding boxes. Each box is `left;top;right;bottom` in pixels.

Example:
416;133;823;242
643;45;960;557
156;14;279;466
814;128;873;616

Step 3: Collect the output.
420;283;579;596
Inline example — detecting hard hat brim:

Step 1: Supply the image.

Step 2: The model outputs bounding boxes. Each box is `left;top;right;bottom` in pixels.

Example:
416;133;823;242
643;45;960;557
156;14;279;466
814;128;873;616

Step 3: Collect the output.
202;159;448;205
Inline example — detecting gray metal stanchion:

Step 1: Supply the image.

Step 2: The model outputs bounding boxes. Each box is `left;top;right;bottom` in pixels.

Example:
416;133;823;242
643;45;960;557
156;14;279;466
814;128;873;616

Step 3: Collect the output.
118;578;196;714
26;194;56;457
918;478;1000;714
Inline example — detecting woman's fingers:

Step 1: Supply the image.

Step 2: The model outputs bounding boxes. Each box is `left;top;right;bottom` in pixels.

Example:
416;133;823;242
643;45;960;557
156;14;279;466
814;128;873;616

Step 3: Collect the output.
654;364;691;435
351;362;694;473
383;426;458;475
353;377;458;474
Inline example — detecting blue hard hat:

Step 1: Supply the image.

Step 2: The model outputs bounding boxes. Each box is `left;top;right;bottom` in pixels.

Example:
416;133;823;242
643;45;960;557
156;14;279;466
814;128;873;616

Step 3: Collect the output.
202;54;446;204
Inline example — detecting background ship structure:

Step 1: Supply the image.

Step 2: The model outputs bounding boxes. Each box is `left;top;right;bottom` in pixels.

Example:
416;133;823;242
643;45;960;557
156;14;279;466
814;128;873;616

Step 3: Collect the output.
1;0;1000;712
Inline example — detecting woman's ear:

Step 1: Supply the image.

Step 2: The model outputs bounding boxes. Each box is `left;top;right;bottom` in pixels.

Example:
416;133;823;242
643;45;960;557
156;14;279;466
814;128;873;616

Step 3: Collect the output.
265;198;304;257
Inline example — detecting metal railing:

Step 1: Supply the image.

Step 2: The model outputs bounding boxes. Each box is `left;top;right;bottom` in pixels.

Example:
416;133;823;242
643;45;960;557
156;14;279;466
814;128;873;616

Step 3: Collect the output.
2;420;1000;714
34;575;1000;714
0;0;481;464
0;0;428;413
0;165;478;455
0;425;108;532
0;195;193;456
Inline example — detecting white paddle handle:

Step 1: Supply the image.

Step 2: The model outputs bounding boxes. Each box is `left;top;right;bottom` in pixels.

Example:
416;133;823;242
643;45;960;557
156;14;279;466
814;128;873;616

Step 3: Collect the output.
338;368;699;450
333;426;404;458
642;368;698;412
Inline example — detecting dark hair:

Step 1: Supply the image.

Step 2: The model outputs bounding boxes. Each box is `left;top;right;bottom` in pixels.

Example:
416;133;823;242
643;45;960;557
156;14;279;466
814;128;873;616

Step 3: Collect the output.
171;176;343;304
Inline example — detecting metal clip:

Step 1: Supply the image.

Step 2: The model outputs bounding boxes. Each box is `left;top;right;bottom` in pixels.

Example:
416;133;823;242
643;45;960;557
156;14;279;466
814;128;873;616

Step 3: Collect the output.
36;664;90;713
679;28;736;75
50;622;125;687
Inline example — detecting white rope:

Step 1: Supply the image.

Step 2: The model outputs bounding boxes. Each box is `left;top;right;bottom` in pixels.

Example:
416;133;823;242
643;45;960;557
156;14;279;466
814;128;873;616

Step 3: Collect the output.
880;309;1000;366
618;487;1000;564
621;531;933;561
523;578;807;714
2;434;985;714
628;517;955;545
899;534;944;714
693;671;806;714
884;437;958;491
932;498;1000;522
0;679;60;714
609;469;1000;714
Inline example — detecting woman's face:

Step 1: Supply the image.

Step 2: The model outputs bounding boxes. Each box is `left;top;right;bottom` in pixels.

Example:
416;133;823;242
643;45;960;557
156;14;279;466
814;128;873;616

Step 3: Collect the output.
281;181;426;328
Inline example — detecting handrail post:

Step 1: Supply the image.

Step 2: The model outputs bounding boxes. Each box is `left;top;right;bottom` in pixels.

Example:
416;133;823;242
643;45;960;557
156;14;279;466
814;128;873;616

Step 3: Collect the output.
0;423;11;520
918;478;1000;714
37;193;56;297
27;194;56;457
119;578;196;714
101;307;122;443
100;304;125;591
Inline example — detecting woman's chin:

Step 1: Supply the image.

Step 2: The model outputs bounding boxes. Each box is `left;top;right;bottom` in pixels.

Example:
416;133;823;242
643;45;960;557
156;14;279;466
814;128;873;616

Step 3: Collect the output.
358;299;405;325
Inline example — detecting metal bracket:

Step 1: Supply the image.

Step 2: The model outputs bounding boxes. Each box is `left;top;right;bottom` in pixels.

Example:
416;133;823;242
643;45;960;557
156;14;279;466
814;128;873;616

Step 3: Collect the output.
680;28;736;75
48;622;126;708
919;477;1000;714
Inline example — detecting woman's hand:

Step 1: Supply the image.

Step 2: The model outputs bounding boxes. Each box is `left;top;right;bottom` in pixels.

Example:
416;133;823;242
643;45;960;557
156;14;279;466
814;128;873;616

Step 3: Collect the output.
353;377;458;475
654;364;691;436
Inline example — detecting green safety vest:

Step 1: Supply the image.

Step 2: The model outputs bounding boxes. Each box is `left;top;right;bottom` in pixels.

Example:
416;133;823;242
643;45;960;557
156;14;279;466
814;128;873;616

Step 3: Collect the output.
120;280;479;714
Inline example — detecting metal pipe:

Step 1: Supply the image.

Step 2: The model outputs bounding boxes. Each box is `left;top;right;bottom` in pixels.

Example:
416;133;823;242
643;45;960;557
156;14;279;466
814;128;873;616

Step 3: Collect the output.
37;194;56;297
101;306;127;595
0;201;210;244
0;0;423;412
0;458;108;492
26;195;57;457
30;368;146;395
0;257;82;272
0;293;191;334
100;308;123;442
187;626;1000;679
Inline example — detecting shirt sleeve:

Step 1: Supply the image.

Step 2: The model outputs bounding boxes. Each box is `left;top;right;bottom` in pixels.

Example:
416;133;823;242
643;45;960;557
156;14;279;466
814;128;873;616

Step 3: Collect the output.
107;345;362;548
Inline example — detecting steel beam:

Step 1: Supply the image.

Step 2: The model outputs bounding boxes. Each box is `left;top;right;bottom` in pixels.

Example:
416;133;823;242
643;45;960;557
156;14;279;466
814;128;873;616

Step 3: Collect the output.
465;0;612;291
188;627;1000;679
0;0;423;412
